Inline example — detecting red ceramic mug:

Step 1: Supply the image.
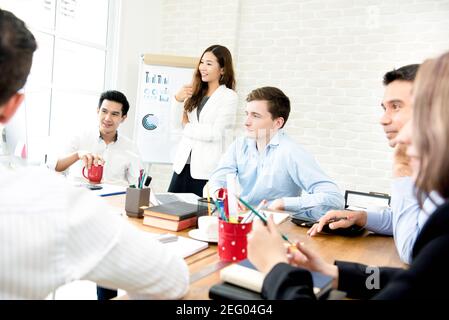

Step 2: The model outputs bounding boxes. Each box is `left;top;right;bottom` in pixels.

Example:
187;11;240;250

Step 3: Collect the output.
82;164;103;184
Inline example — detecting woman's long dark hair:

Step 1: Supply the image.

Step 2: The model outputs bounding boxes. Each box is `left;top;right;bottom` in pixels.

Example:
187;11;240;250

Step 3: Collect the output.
184;45;235;113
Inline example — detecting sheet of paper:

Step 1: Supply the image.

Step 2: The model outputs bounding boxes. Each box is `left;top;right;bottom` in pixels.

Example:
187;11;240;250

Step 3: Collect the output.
70;180;127;197
164;235;208;258
174;193;200;205
346;193;390;209
146;232;208;258
240;210;290;225
91;183;126;197
262;210;291;224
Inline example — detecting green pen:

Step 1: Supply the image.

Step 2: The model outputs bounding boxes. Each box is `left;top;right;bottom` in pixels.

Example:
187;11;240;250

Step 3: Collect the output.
140;173;146;189
235;195;294;245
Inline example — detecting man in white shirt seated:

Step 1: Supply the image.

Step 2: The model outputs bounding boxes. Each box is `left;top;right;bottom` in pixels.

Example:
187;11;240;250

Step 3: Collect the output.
0;8;189;300
47;90;142;187
46;90;144;299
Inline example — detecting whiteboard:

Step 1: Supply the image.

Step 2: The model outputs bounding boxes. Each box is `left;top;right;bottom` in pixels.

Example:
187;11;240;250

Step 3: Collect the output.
134;54;197;164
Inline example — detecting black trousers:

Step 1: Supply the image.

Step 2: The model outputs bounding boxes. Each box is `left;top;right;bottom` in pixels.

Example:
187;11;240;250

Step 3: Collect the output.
168;164;208;197
97;286;117;300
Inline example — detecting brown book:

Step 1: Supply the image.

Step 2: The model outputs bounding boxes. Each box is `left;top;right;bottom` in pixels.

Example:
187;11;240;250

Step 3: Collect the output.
143;201;198;221
143;215;198;231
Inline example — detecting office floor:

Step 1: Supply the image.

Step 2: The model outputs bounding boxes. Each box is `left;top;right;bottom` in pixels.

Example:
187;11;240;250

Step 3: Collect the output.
47;281;125;300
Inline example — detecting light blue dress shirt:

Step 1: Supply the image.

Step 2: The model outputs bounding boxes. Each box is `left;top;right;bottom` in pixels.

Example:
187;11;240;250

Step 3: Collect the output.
208;130;344;218
365;176;442;264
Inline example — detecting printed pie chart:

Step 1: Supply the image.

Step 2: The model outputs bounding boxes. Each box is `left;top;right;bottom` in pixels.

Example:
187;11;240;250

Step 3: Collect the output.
142;114;159;130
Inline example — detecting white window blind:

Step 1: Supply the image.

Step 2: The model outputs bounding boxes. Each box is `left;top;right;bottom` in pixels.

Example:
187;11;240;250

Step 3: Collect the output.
0;0;118;164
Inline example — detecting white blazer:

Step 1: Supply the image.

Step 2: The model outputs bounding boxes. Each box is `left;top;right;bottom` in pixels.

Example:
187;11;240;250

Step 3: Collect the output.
171;85;238;180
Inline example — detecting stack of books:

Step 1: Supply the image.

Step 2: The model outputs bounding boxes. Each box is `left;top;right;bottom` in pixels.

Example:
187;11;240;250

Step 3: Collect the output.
143;201;199;231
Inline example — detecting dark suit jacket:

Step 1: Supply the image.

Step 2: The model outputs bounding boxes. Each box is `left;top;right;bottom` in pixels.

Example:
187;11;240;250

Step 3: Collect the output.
262;201;449;300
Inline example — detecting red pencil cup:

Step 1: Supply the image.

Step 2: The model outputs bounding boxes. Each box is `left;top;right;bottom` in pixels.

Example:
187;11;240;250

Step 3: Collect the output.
218;219;253;262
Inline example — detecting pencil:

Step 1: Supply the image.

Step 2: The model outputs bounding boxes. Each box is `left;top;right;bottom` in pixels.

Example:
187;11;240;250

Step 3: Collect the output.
242;202;265;223
206;185;212;216
235;195;294;245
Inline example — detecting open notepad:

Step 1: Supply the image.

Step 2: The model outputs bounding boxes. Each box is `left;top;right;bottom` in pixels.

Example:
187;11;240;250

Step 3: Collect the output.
215;259;333;300
149;233;208;258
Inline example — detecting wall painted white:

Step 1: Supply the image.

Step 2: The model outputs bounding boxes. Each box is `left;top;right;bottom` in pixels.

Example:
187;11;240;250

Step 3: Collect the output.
115;0;163;139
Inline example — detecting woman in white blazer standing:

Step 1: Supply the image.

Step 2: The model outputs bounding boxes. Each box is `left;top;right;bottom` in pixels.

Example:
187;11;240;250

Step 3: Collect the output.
169;45;237;196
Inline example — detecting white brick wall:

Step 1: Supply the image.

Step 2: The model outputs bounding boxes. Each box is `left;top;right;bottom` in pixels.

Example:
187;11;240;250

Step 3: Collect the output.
148;0;449;196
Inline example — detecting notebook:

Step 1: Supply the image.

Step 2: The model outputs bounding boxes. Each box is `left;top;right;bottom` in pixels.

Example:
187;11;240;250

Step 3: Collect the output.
209;282;262;300
211;259;333;300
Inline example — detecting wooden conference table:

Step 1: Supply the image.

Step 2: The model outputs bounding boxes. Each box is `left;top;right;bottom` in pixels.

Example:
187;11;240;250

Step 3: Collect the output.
107;195;405;300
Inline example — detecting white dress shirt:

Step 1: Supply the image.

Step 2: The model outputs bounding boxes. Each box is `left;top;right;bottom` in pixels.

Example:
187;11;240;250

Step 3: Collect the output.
365;176;442;264
0;164;189;299
209;130;345;214
47;129;143;186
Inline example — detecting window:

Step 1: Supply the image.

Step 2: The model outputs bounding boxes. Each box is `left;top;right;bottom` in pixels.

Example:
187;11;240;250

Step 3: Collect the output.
0;0;119;163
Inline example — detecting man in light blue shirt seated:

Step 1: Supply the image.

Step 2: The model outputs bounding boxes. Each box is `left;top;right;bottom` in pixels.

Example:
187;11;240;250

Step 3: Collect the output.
208;86;344;218
308;64;440;264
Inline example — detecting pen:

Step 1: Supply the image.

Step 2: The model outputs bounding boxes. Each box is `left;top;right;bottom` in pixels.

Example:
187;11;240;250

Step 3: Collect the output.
138;170;143;188
206;185;212;216
140;173;146;189
144;175;152;187
236;195;294;245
